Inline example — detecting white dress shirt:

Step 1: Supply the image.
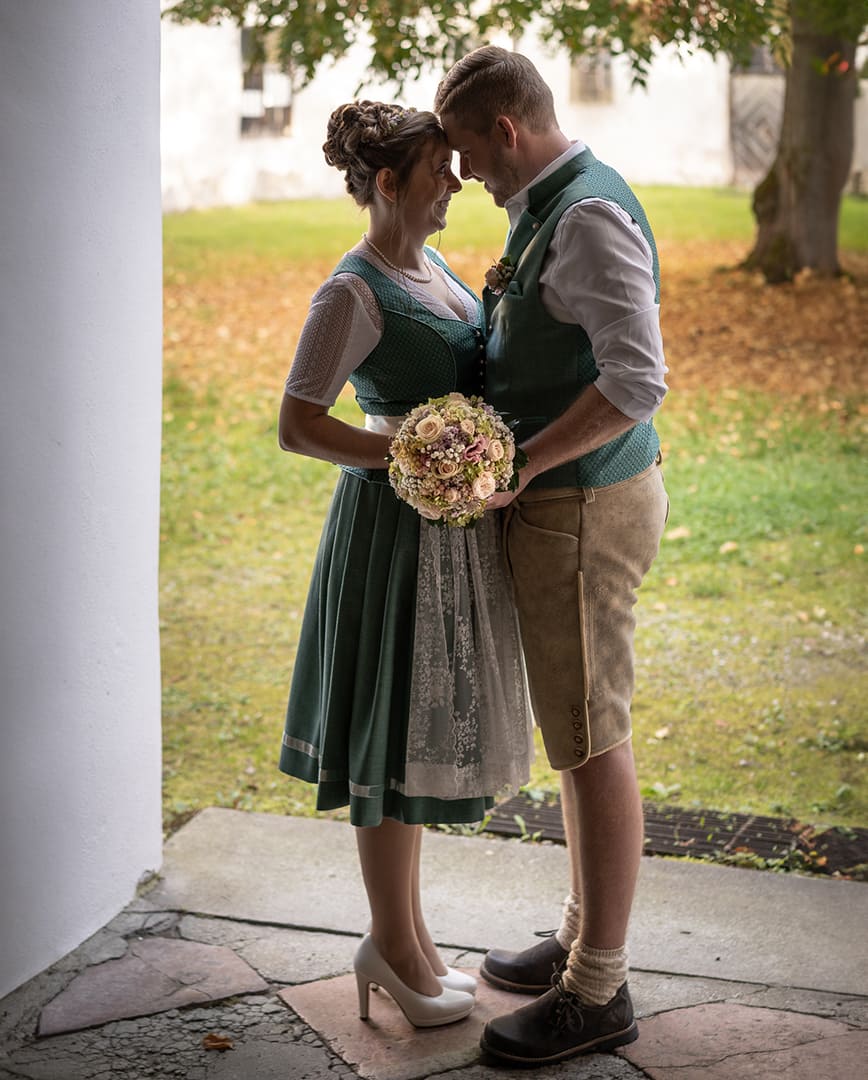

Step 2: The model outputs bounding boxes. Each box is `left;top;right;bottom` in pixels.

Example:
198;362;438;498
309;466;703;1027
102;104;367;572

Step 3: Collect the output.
504;142;668;421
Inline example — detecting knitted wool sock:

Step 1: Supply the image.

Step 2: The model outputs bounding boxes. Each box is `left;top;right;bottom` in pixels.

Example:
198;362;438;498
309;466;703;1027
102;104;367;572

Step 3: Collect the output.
555;890;582;950
561;941;629;1006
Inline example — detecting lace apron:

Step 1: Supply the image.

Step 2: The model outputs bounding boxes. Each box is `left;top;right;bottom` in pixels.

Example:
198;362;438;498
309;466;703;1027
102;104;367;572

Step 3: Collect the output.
367;415;534;800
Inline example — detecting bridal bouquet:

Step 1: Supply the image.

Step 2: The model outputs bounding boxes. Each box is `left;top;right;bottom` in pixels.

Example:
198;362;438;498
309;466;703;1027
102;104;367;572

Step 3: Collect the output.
388;392;523;527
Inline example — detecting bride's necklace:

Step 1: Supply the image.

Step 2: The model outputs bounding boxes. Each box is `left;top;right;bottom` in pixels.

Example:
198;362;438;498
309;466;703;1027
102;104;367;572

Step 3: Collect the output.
363;234;433;284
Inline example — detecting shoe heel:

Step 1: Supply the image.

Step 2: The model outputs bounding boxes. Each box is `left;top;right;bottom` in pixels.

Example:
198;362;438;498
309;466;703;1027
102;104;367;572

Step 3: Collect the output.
356;970;370;1020
352;933;473;1028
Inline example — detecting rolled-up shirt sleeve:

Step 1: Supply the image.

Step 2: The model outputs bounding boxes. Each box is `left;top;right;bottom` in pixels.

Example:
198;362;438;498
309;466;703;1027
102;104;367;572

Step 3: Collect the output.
539;198;668;421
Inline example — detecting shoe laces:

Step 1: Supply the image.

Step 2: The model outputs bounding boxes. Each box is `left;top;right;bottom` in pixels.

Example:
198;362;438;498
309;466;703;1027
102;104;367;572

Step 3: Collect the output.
550;973;586;1034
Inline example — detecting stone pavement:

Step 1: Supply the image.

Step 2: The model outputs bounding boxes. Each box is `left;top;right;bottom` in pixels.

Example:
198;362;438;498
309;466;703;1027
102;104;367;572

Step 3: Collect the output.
1;807;866;1080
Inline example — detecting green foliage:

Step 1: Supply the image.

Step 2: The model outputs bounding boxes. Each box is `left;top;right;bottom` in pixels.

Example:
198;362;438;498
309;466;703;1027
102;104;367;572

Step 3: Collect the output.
164;0;868;88
162;185;868;281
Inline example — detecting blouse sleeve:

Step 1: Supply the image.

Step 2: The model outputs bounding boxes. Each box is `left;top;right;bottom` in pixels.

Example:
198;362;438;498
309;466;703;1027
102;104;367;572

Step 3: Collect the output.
540;199;668;422
283;273;383;407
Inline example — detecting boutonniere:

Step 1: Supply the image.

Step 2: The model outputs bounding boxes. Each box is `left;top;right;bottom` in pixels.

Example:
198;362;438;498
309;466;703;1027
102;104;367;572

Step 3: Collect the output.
484;255;515;295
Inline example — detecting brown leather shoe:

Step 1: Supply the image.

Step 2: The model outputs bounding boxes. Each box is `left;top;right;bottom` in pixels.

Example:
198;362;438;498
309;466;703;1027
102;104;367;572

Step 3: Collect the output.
479;933;569;994
480;979;637;1065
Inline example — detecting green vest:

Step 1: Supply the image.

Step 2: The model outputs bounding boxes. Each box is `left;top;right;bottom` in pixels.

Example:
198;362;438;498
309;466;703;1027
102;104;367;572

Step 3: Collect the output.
484;149;660;489
333;249;485;483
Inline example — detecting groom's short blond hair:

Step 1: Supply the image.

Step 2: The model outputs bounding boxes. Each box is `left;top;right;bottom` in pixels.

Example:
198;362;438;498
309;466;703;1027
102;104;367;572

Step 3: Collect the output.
434;46;557;135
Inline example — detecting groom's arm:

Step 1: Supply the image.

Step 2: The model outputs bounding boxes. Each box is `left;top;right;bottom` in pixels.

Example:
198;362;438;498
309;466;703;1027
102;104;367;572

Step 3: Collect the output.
486;385;635;508
486;199;666;508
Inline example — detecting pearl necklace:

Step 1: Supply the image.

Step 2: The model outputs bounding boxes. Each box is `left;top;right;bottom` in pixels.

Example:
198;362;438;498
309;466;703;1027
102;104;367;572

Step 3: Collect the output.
363;234;433;284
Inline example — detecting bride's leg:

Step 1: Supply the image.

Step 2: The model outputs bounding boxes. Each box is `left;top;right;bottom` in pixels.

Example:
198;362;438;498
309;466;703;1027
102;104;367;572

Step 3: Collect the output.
356;817;441;996
409;824;447;976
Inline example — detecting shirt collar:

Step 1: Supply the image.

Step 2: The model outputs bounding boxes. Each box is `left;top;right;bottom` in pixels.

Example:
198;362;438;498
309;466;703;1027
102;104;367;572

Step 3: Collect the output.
504;140;587;230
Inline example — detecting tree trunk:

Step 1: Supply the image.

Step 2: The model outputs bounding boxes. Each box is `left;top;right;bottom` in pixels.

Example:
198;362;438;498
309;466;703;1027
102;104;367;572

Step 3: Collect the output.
744;11;857;283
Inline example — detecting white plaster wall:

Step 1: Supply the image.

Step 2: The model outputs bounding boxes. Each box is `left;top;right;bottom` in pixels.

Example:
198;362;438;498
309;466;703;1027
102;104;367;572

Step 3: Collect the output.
160;18;444;208
0;1;164;998
527;40;732;186
160;21;732;210
160;19;243;210
160;17;347;209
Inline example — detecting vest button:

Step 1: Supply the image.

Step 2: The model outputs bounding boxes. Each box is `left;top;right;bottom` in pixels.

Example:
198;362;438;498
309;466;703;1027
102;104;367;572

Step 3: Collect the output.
571;707;580;718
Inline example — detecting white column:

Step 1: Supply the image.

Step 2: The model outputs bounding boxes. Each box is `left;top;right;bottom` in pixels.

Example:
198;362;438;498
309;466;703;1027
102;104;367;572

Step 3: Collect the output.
0;1;163;997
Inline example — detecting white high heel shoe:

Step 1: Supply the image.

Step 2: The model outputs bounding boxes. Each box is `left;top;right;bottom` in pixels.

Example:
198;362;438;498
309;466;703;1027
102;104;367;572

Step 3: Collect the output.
354;935;475;1028
439;967;478;995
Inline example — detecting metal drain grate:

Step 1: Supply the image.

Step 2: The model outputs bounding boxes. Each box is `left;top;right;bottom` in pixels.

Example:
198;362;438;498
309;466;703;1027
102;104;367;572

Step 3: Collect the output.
485;795;868;878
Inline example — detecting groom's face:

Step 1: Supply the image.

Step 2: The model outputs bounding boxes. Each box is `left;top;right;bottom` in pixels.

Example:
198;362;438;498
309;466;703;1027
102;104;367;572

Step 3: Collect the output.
441;115;521;208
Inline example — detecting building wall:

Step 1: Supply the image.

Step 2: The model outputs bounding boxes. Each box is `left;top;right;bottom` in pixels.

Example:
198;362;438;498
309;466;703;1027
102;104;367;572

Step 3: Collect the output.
535;42;733;186
161;20;366;209
0;1;164;999
160;22;736;211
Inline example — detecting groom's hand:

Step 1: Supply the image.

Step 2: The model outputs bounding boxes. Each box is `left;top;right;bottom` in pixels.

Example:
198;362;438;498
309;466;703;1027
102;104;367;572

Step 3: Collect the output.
485;455;534;511
485;488;518;511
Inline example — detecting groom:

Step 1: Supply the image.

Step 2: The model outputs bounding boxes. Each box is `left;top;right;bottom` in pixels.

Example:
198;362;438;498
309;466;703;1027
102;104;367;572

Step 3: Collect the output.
435;47;669;1065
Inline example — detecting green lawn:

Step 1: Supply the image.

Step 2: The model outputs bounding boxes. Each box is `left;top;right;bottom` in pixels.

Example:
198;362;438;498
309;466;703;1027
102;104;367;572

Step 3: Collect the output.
163;185;868;277
161;187;868;837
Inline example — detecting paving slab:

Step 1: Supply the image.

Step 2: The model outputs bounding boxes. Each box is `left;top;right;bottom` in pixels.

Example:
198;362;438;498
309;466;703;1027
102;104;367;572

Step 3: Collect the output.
38;938;268;1036
628;971;868;1027
279;964;868;1080
149;808;868;994
3;806;867;1080
435;1063;642;1080
629;857;867;993
730;984;868;1027
177;915;473;988
281;970;535;1080
621;1001;868;1080
626;971;762;1017
280;971;656;1080
178;915;360;984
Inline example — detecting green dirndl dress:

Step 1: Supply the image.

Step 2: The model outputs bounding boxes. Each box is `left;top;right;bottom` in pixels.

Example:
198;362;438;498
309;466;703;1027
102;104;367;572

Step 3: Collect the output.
279;252;532;826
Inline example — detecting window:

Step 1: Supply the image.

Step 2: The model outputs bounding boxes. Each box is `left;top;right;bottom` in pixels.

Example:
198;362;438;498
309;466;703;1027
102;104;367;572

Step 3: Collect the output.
240;28;292;137
569;51;614;105
735;45;783;76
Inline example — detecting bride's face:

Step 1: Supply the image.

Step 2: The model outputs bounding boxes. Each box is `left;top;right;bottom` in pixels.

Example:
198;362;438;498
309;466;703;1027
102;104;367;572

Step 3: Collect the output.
398;138;462;237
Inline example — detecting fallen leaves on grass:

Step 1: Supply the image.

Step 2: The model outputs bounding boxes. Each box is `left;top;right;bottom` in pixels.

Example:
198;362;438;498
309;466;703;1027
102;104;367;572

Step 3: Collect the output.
163;243;868;414
655;242;868;403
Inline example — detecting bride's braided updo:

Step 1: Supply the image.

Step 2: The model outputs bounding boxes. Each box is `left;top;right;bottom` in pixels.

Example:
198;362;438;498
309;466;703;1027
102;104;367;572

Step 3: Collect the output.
323;100;446;206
